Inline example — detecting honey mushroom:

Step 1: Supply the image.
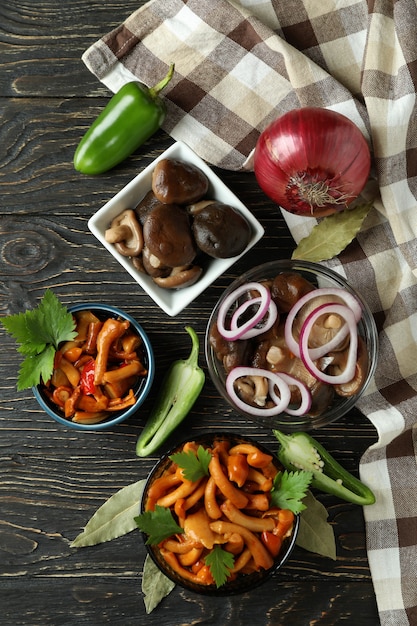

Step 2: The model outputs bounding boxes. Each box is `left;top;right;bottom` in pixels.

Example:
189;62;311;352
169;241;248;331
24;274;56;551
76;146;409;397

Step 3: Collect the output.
142;437;296;587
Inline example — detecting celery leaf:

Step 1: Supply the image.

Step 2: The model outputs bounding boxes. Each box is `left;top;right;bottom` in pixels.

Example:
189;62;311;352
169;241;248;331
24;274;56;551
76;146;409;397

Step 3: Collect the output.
1;289;77;389
135;505;184;545
271;470;313;514
204;545;234;588
169;445;212;482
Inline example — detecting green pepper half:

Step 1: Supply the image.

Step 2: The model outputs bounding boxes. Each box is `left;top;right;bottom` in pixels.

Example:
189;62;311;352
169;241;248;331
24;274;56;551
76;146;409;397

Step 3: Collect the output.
74;63;174;175
136;326;205;457
273;429;375;506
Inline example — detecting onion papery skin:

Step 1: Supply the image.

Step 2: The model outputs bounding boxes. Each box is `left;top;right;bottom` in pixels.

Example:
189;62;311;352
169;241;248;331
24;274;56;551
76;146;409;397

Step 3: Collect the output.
253;107;371;218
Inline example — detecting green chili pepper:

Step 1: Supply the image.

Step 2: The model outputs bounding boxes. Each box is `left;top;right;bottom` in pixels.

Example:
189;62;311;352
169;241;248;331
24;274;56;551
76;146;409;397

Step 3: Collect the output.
136;326;205;457
273;429;375;506
74;63;175;175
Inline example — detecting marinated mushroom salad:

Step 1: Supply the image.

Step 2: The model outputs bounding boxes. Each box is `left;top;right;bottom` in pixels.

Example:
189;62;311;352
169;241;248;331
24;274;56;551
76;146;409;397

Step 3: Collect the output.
136;435;301;590
209;272;369;419
40;309;149;425
104;158;252;289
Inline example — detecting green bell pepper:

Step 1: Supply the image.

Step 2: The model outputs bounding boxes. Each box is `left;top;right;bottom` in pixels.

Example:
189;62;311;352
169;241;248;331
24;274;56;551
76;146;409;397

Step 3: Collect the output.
273;429;375;506
74;63;174;175
136;326;205;457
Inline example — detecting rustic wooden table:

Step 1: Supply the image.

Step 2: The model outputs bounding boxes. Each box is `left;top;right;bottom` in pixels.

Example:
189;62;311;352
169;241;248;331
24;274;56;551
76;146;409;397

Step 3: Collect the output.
1;1;381;624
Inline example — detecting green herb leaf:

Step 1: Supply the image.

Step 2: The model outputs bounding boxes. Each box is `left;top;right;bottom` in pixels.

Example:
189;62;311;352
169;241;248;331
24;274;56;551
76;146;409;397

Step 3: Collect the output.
204;545;234;588
38;289;78;347
291;201;373;262
169;445;212;482
296;491;336;560
71;479;146;548
18;347;56;391
142;555;175;614
271;470;313;514
1;290;77;390
135;505;184;545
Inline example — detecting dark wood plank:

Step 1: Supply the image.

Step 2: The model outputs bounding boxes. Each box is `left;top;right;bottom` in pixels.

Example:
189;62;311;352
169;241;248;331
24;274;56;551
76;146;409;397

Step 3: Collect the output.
0;0;380;623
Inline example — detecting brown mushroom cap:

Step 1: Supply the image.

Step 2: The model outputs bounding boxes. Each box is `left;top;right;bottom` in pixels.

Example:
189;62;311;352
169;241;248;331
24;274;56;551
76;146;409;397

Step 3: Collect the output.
135;190;161;225
192;202;251;258
152;158;209;205
270;272;315;313
143;203;197;267
141;246;171;278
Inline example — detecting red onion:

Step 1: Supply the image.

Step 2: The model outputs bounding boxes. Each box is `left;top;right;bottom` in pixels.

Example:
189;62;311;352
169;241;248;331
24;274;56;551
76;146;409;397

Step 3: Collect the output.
231;297;278;340
269;373;312;416
284;287;362;360
299;303;358;384
217;282;277;341
226;367;291;417
253;108;371;217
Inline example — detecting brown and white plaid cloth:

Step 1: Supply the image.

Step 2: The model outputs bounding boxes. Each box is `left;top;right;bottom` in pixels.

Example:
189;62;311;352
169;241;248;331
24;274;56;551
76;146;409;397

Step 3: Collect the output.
82;1;417;622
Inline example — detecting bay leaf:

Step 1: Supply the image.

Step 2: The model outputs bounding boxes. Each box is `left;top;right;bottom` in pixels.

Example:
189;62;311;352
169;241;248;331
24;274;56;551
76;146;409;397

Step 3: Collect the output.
296;491;336;560
142;555;175;614
71;479;145;548
291;201;373;262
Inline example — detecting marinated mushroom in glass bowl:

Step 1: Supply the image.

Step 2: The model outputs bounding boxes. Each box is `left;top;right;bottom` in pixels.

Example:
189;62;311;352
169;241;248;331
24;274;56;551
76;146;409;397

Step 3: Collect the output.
205;260;378;432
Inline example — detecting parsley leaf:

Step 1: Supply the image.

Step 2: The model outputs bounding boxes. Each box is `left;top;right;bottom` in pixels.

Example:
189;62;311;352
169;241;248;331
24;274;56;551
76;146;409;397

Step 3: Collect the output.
134;505;184;545
204;545;234;588
271;470;313;514
1;290;77;390
169;445;212;482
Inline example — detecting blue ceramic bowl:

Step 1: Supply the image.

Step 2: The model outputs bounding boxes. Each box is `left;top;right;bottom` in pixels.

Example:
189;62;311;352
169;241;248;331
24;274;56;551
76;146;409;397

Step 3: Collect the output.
33;303;155;431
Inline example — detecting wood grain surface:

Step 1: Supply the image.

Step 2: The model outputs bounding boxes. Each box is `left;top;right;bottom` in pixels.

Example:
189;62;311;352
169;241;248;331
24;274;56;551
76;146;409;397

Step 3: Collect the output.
0;1;380;624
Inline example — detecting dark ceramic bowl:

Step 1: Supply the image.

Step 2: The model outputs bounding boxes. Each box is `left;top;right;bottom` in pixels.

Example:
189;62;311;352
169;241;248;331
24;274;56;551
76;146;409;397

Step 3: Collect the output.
33;303;155;431
140;432;299;595
205;260;378;432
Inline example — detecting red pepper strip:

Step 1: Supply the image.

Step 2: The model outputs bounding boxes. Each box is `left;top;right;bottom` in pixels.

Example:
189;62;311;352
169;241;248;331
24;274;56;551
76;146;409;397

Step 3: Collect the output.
261;531;282;557
80;359;97;396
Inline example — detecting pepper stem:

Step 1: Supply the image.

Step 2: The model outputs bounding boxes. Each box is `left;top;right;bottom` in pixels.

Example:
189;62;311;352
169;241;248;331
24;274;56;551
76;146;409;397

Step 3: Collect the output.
184;325;200;368
149;63;175;99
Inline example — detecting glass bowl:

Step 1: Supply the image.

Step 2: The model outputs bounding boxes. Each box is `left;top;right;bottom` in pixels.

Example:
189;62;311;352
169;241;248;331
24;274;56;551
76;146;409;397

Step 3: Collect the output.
33;303;155;431
139;432;299;595
205;260;378;432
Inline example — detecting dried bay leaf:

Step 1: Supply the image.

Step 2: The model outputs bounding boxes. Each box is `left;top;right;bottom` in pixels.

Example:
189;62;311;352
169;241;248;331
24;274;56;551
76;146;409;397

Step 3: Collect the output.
296;491;336;560
142;555;175;614
71;479;146;548
291;201;373;262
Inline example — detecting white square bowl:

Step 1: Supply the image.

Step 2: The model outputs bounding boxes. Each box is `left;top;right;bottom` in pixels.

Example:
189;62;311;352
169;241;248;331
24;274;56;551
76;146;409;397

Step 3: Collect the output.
88;141;264;316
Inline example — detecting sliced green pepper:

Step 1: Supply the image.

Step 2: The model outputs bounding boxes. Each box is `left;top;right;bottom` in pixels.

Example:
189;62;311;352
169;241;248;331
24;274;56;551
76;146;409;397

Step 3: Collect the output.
74;63;174;175
273;429;375;506
136;326;205;457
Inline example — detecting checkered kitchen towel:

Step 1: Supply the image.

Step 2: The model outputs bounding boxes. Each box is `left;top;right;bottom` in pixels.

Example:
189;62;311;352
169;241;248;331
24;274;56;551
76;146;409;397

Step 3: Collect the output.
82;1;417;623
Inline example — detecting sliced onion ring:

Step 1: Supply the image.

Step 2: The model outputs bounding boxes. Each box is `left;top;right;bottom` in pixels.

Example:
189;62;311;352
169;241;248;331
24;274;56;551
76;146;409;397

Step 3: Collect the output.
299;303;358;384
284;287;362;359
231;298;278;340
269;373;312;416
226;367;291;417
217;282;273;341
